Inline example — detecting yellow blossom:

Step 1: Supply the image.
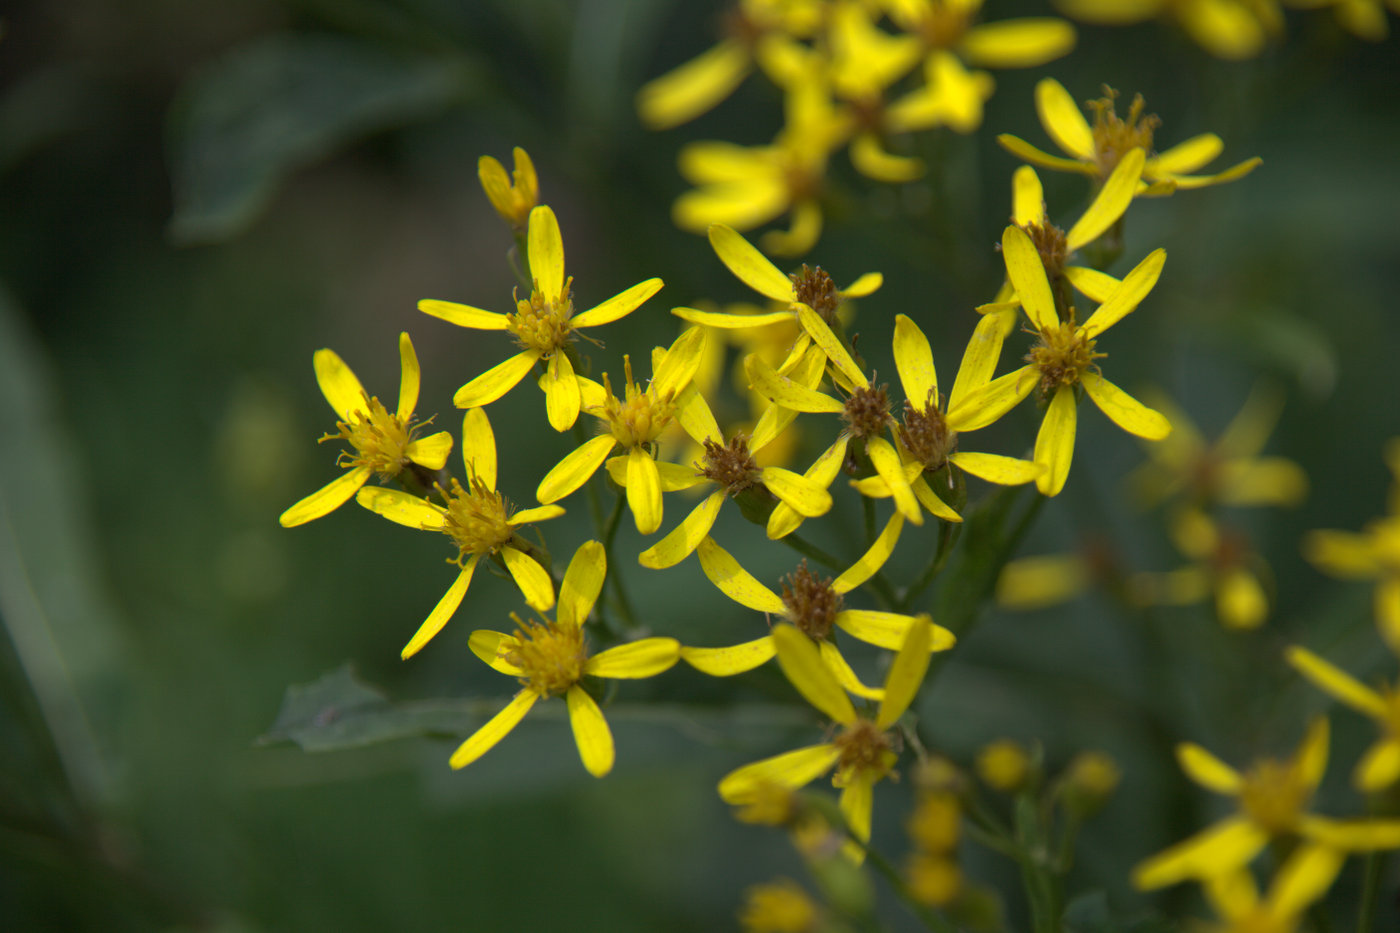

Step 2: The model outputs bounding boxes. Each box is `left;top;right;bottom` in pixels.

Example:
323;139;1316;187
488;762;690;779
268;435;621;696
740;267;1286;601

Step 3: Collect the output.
1303;486;1400;646
456;541;681;776
976;739;1031;791
355;408;564;658
420;204;663;431
477;146;538;229
1288;644;1400;791
1201;844;1344;933
280;332;453;528
1053;0;1283;60
738;878;821;933
1130;509;1271;629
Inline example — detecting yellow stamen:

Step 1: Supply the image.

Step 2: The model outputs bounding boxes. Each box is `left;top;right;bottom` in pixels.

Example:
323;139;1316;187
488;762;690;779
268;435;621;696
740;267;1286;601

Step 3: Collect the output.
506;277;574;354
506;615;587;697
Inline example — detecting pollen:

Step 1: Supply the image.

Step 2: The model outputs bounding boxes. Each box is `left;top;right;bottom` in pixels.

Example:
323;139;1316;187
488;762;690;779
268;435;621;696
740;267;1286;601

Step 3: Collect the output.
700;434;760;493
781;562;843;641
790;265;840;323
507;278;574;354
1027;321;1103;399
439;477;516;561
833;719;895;781
842;384;892;439
1238;758;1310;834
506;615;588;698
1088;87;1160;179
899;398;957;470
602;356;675;448
321;395;414;481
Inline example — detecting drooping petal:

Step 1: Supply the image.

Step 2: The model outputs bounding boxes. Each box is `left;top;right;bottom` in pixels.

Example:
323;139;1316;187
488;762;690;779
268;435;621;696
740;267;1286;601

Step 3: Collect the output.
893;313;938;407
542;352;581;432
537;435;616;504
636;39;751;130
1160;157;1261;190
911;475;964;523
718;744;843;802
868;437;923;525
405;431;453;471
453;350;541;408
1011;165;1046;227
709;223;795;302
527;205;565;303
449;689;538;769
280;466;373;527
1286;646;1388;719
403;558;480;659
758;467;830;518
819;641;885;701
587;637;681;679
996;133;1097;174
833;512;904;594
745;353;845;414
354;485;447;531
850;132;924;183
468;630;522;675
1034;386;1078;497
501;546;555;612
681;636;777;676
626;446;665;535
1065;147;1145;252
768;437;848;539
565;686;615;778
395;332;421;420
1177;742;1244;795
418;299;511;331
313;348;368;420
795;304;866;389
571;277;665;329
947;366;1038;431
1034;77;1095;160
639;492;725;569
1131;817;1269;889
696;537;786;614
558;540;607;630
1002;225;1058;332
949;451;1042;485
1081;247;1167;336
876;615;933;728
772;624;858;725
961;19;1076;69
838;774;876;863
1082;371;1171;440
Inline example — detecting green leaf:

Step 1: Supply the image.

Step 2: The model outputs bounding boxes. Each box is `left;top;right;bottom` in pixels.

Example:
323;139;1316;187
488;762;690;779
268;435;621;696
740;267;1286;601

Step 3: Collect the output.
167;33;474;244
931;485;1043;639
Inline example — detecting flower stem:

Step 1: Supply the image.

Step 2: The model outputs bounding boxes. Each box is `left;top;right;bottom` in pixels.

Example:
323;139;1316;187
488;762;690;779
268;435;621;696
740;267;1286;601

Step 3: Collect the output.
846;833;958;933
1358;850;1385;933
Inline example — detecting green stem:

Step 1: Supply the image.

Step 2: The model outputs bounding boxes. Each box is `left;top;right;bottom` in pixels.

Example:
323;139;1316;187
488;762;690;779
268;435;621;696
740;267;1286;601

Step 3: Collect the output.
602;489;639;634
781;532;844;573
1358;850;1385;933
900;518;962;613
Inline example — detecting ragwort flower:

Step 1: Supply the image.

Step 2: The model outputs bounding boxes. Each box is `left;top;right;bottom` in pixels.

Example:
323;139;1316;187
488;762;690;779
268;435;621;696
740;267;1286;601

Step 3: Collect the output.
1302;485;1400;643
420;204;663;432
280;332;453;528
719;618;938;862
1201;843;1344;933
1288;645;1400;792
1130;509;1271;629
456;541;681;776
356;408;563;658
1053;0;1283;59
477;146;538;229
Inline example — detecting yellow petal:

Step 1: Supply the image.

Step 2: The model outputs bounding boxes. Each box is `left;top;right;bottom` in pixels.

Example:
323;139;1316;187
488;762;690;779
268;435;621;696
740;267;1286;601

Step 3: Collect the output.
1034;77;1094;161
834;512;904;594
1011;165;1046;227
558;540;607;629
1217;458;1307;507
626;447;665;535
912;474;964;523
636;39;750;130
501;546;554;612
681;636;777;676
537;435;616;504
313;348;367;420
279;466;372;527
1132;817;1268;889
453;350;540;408
877;616;933;728
850;132;923;183
418;299;511;331
587;637;681;678
820;641;885;701
527;205;565;303
1177;742;1244;794
671;306;793;329
640;492;724;569
354;485;446;531
840;271;883;298
1065;147;1145;253
997;133;1096;174
1063;265;1122;303
893;313;938;407
1034;386;1077;496
403;559;479;659
1269;844;1345;918
571;277;664;329
468;630;522;675
961;19;1075;69
1287;646;1387;719
838;774;876;864
449;689;538;769
867;437;923;525
395;332;421;420
837;609;954;653
1149;133;1223;175
405;431;453;471
458;407;497;488
947;311;1011;413
1355;740;1400;793
674;383;723;446
709;223;794;302
1299;814;1400;851
606;455;706;492
510;504;565;526
1301;530;1381;578
1297;717;1330;792
745;353;845;414
949;451;1041;485
1081;371;1171;440
796;304;866;389
652;326;708;400
1161;157;1261;190
1217;568;1267;629
772;624;858;724
1002;225;1058;332
750;400;799;453
761;467;832;518
1378;580;1400;656
566;685;615;777
696;537;786;614
996;555;1089;610
542;353;581;432
718;744;843;802
1081;247;1167;337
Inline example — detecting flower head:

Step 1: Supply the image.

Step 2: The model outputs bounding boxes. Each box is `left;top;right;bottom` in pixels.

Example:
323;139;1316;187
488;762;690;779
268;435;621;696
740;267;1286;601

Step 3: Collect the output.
478;146;538;229
1288;641;1400;792
1201;844;1343;933
280;333;453;528
1053;0;1283;60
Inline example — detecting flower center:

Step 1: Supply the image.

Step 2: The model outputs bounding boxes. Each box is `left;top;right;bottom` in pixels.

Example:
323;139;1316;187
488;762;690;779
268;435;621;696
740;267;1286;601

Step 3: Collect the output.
700;434;760;493
781;562;844;640
321;395;414;481
1238;758;1310;834
439;477;515;562
1088;88;1159;180
1023;221;1069;281
899;397;957;470
913;1;972;49
833;719;895;783
602;355;676;448
842;383;892;439
506;615;587;698
1027;320;1102;400
507;278;574;354
790;265;840;323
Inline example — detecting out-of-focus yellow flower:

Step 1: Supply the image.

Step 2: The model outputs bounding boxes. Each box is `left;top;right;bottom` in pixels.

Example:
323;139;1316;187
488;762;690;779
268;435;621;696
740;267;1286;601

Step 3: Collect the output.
995;537;1124;610
719;619;939;863
1288;643;1400;792
280;333;453;528
355;409;563;658
999;79;1260;193
976;739;1031;791
457;541;680;776
477;147;538;229
1201;844;1344;933
683;529;955;698
636;0;826;130
421;205;663;432
1062;751;1122;810
1285;0;1400;40
951;225;1171;497
1132;718;1400;889
907;853;963;906
1131;509;1271;629
1052;0;1282;59
738;878;821;933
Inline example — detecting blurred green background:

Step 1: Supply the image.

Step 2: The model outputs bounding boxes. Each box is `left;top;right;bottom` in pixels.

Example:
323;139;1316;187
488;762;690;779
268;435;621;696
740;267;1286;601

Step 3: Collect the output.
2;1;1399;930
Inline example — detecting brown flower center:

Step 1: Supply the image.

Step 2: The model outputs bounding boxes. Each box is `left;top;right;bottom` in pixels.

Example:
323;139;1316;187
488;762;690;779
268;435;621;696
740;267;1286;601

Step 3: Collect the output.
899;398;957;470
1026;320;1103;400
1088;87;1159;180
781;562;844;640
699;434;760;494
843;383;892;439
791;265;840;323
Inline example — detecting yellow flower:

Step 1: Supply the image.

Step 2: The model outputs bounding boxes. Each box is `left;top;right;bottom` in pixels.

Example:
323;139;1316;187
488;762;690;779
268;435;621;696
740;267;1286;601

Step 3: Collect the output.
1053;0;1282;59
456;541;680;776
355;409;564;658
420;205;663;431
718;618;939;863
1288;644;1400;791
999;79;1261;191
906;853;962;906
683;528;955;699
738;878;821;933
976;739;1031;791
477;146;538;229
1201;844;1344;933
280;332;453;528
536;327;708;535
1132;718;1400;889
951;225;1171;497
1303;481;1400;645
1130;509;1271;629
